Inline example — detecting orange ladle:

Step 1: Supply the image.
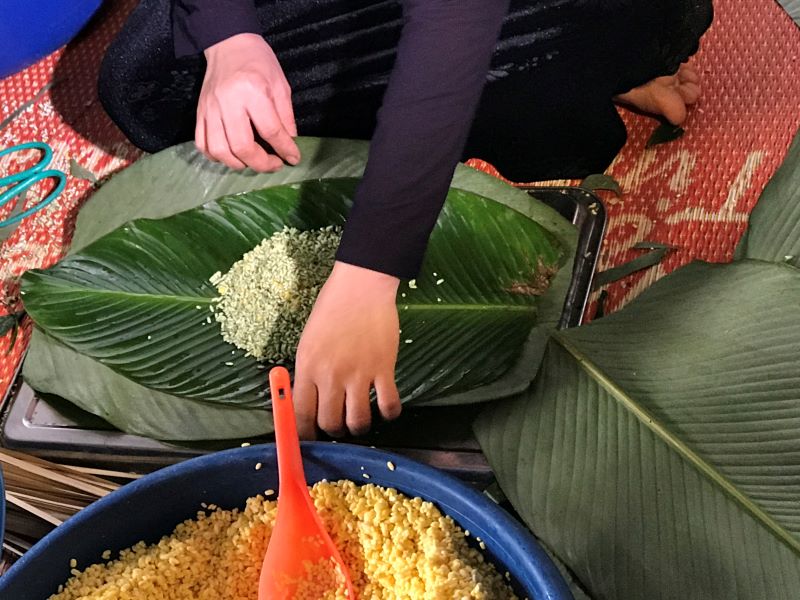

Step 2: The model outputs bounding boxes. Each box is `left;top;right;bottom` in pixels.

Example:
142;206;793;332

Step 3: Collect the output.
258;367;356;600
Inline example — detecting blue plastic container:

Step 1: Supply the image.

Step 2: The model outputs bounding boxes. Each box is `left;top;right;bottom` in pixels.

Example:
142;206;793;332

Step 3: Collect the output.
0;444;572;599
0;465;5;551
0;1;103;79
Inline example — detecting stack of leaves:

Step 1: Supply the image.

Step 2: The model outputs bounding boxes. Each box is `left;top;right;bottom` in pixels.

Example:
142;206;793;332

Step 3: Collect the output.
475;131;800;599
18;138;577;442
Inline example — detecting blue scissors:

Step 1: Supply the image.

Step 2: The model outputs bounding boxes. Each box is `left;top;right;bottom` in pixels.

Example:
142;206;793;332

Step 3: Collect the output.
0;141;67;235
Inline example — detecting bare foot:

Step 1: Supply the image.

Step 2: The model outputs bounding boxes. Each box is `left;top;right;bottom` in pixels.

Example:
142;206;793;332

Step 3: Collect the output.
614;63;701;125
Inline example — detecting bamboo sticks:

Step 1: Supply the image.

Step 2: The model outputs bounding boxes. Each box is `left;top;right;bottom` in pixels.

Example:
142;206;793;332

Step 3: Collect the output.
0;449;139;565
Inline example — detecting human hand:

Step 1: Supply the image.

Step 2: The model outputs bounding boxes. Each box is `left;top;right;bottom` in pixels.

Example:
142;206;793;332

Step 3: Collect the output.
197;33;300;171
293;262;403;439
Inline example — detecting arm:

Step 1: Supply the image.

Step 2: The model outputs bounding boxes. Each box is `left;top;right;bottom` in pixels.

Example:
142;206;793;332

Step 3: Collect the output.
336;0;511;279
173;0;299;171
294;0;510;439
173;0;260;57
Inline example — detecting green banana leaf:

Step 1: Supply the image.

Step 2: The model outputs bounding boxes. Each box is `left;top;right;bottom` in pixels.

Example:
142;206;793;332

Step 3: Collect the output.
22;177;564;405
735;130;800;265
24;329;272;440
777;0;800;27
475;259;800;599
21;137;576;439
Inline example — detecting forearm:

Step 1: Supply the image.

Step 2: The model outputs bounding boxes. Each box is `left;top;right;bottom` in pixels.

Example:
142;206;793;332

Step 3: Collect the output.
336;0;510;279
173;0;260;57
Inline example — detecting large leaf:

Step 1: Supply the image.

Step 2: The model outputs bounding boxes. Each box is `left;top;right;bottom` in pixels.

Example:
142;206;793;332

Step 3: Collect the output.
23;329;272;441
736;128;800;265
777;0;800;26
22;178;566;405
475;260;800;599
22;138;575;436
69;138;575;254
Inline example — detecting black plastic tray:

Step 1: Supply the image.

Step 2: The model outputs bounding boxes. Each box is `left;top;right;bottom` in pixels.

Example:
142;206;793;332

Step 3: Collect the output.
0;187;605;486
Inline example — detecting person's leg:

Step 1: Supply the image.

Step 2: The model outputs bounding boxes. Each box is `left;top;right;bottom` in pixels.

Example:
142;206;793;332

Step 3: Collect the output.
98;0;712;179
462;0;712;181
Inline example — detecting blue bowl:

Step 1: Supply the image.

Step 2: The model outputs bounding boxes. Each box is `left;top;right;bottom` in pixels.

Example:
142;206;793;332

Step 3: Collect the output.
0;465;5;551
0;444;572;599
0;1;103;79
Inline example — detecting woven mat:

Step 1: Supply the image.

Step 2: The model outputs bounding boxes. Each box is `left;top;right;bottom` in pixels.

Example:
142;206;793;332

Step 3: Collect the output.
1;0;799;410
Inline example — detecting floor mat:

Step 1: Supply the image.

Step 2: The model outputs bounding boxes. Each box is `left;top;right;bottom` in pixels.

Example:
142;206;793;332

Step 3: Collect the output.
0;0;799;408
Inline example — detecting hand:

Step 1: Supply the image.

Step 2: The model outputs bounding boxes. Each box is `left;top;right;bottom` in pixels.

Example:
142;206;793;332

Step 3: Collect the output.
293;262;403;439
197;33;300;171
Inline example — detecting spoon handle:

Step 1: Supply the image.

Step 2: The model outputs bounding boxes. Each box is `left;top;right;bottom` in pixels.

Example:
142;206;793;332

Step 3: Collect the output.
269;367;306;495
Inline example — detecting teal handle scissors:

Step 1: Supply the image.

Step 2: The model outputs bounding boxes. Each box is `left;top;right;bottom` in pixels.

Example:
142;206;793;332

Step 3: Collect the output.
0;141;67;230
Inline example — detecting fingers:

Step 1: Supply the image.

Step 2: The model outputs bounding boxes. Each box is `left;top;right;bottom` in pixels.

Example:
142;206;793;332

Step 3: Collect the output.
293;377;319;440
316;382;346;438
247;96;300;165
223;108;281;172
195;88;297;171
272;81;298;137
375;375;402;422
203;105;247;170
293;373;400;439
345;381;372;436
195;114;207;156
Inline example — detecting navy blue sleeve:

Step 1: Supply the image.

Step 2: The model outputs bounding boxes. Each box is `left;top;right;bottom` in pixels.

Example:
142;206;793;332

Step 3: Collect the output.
336;0;510;279
173;0;260;57
174;0;509;279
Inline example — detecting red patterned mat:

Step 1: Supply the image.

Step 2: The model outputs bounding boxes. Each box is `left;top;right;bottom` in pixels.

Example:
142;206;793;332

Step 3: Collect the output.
0;0;799;408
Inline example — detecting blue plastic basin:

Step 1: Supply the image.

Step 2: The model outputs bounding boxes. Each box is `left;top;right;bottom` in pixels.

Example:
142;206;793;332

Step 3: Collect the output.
0;444;572;599
0;1;103;79
0;465;5;552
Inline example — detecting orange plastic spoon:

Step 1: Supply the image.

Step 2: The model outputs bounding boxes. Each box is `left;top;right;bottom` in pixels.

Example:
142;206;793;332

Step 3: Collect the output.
258;367;356;600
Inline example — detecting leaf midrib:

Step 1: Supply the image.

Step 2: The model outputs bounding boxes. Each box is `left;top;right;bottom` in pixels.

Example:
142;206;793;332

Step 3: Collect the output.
28;283;538;312
554;331;800;557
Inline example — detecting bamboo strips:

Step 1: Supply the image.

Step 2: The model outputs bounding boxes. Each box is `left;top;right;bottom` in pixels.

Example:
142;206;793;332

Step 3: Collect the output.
0;448;137;565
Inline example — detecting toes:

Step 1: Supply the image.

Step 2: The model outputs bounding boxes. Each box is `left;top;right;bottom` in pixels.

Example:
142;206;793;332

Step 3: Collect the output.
677;81;701;106
677;63;701;85
659;91;688;125
654;75;678;88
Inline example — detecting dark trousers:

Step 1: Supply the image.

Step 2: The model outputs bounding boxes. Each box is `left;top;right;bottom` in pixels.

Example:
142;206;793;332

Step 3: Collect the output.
98;0;712;181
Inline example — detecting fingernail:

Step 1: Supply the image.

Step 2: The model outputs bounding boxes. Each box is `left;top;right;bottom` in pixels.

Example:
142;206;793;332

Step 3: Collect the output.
287;154;300;166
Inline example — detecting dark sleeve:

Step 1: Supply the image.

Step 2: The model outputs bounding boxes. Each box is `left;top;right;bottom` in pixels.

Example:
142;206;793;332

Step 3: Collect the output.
173;0;260;57
336;0;510;280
